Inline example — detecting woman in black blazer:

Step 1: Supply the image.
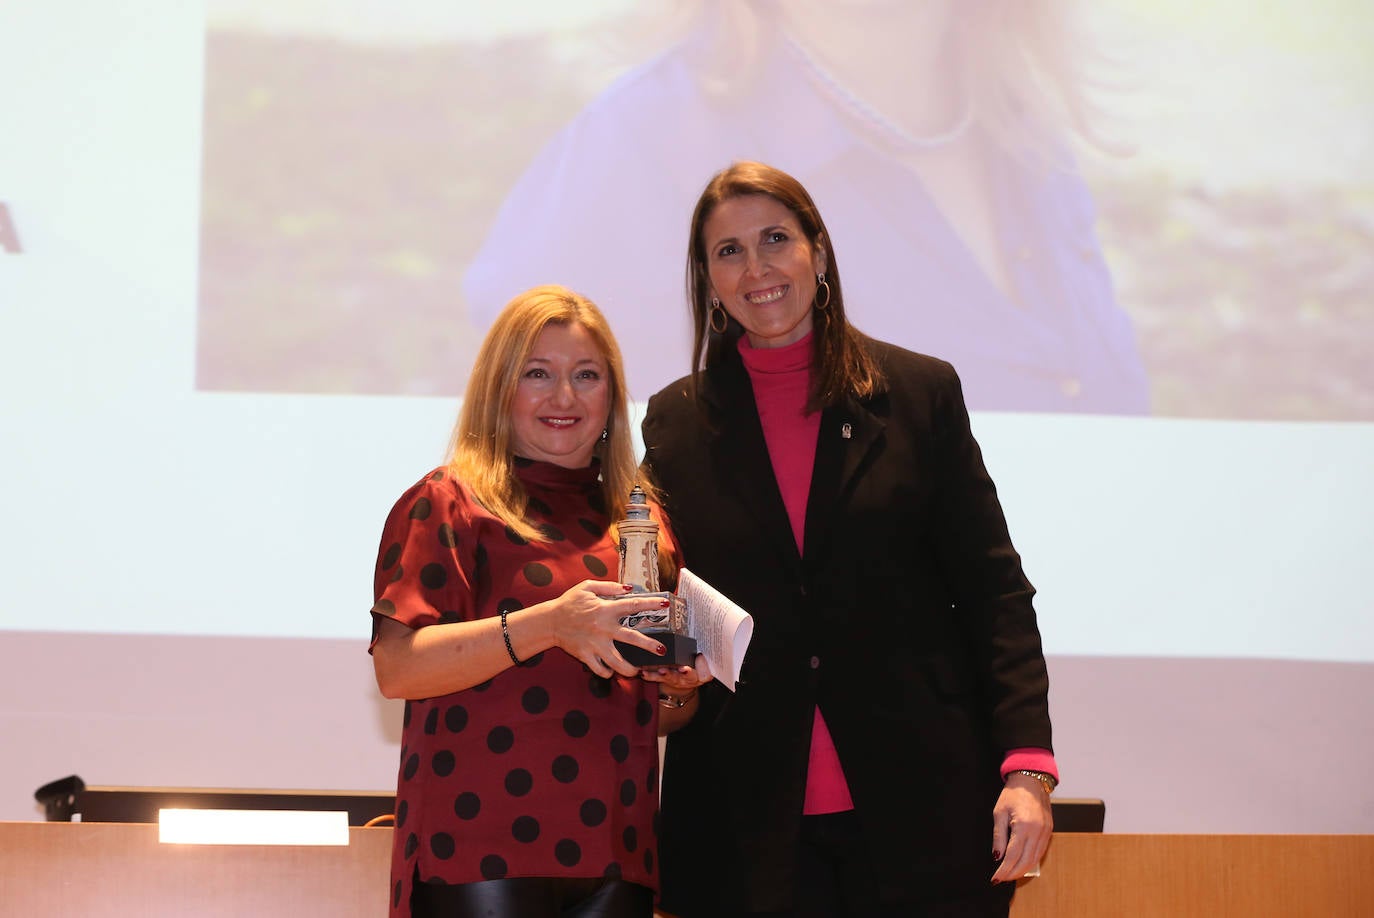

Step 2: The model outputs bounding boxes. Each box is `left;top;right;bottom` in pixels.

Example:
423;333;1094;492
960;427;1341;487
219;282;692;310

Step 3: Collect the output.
642;161;1058;918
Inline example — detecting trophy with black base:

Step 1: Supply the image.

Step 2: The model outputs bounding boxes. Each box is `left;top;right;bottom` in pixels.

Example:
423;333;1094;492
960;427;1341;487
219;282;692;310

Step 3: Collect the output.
613;485;697;667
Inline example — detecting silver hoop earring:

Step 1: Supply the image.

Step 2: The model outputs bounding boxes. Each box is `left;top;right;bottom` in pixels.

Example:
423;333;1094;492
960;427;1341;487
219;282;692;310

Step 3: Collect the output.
709;298;728;334
814;274;831;311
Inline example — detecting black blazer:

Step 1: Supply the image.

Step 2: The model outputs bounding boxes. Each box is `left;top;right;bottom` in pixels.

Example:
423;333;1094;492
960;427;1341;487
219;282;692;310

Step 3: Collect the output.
642;337;1053;914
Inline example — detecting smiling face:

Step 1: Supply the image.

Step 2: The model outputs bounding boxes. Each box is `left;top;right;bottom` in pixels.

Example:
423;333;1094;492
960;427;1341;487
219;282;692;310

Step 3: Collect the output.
702;193;828;349
509;321;611;468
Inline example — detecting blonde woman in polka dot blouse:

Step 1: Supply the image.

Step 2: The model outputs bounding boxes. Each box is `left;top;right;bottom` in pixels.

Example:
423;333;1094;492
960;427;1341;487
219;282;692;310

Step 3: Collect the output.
369;285;710;918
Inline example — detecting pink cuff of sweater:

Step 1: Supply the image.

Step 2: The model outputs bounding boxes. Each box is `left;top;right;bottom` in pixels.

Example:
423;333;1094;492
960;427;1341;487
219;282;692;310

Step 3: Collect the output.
1001;748;1059;784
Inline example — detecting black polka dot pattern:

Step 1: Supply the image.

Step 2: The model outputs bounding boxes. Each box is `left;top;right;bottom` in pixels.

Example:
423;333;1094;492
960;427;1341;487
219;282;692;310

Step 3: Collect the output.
580;798;607;827
522;561;554;587
555;839;583;867
563;710;591;738
371;464;661;915
454;793;480;820
504;769;533;797
552;755;580;784
444;706;469;733
480;854;508;880
437;523;458;549
521;686;550;714
430;833;455;859
512;815;540;843
487;726;515;754
419;563;446;590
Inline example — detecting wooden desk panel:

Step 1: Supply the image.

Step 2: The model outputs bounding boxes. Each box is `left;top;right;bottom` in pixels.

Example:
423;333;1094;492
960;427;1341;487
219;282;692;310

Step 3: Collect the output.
0;822;391;917
1011;833;1374;918
2;823;1371;917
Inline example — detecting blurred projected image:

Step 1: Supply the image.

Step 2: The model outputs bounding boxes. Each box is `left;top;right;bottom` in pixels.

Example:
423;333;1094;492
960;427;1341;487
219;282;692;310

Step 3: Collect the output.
195;0;1374;420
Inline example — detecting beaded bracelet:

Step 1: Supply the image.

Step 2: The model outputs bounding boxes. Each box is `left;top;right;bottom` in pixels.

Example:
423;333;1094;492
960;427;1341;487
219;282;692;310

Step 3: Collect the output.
500;609;526;667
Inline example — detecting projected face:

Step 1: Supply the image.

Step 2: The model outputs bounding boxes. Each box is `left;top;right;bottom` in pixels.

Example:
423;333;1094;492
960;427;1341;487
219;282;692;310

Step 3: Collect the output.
703;194;827;350
509;322;611;469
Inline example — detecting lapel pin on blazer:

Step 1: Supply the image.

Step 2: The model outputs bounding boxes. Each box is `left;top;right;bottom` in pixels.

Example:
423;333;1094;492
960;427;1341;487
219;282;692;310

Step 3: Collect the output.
841;422;852;439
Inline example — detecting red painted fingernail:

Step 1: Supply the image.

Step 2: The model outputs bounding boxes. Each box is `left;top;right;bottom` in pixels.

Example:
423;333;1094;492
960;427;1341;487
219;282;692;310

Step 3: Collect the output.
622;584;633;592
658;599;670;608
656;645;666;655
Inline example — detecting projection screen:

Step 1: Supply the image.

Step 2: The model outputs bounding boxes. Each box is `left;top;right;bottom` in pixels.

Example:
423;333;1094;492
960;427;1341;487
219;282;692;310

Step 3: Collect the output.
1;0;1370;831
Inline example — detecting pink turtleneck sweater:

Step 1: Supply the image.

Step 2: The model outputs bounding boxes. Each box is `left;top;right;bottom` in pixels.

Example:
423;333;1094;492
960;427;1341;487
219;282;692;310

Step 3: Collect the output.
737;333;1058;814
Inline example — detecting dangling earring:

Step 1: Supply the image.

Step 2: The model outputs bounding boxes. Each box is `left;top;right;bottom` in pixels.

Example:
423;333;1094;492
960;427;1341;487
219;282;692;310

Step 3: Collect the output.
814;273;831;311
709;297;728;334
600;427;609;442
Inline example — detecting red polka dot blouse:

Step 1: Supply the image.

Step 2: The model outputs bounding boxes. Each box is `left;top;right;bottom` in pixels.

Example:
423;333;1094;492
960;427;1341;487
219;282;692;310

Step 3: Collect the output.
370;460;661;916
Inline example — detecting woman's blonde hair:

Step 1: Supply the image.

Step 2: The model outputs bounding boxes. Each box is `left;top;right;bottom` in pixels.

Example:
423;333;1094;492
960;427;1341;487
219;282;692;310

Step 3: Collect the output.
447;284;674;577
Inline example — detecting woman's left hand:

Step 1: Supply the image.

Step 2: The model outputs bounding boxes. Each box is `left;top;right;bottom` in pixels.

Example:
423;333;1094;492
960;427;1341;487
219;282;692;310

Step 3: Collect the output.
990;774;1054;884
